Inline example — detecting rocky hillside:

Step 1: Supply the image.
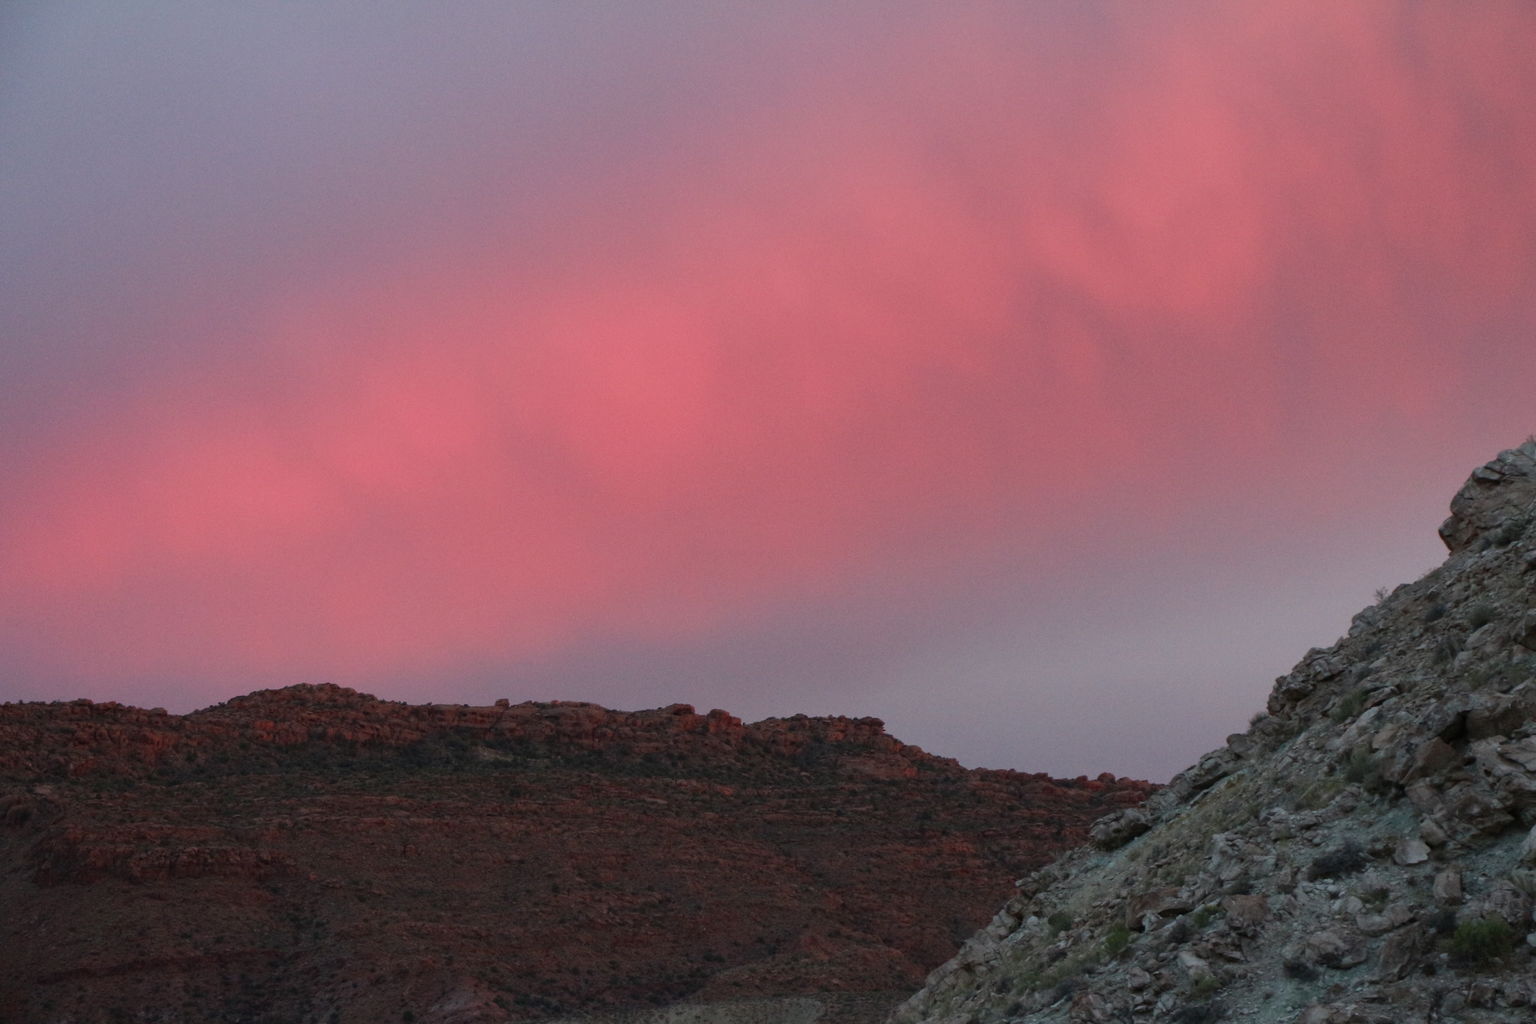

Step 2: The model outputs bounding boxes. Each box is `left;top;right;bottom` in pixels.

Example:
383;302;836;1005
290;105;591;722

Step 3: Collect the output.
892;439;1536;1024
0;685;1149;1024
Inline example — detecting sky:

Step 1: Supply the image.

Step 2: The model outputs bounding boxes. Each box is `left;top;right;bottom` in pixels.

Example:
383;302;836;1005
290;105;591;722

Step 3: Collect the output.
2;3;1535;781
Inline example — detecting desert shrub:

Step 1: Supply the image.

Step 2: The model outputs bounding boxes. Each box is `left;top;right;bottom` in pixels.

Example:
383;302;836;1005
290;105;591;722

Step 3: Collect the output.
1307;840;1367;880
1294;777;1343;811
1342;747;1379;787
1467;603;1498;630
1423;603;1448;624
1433;636;1463;665
1283;960;1318;981
1449;917;1515;964
1191;904;1221;928
1103;923;1132;956
1046;911;1074;936
1329;689;1367;723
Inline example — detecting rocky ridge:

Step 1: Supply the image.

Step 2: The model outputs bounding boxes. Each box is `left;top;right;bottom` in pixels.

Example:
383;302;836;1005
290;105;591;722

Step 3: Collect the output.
892;439;1536;1024
0;684;1148;1023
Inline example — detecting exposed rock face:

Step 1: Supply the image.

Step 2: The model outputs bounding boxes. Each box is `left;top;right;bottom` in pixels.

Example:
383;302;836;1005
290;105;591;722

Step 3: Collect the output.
892;439;1536;1024
0;687;1148;1023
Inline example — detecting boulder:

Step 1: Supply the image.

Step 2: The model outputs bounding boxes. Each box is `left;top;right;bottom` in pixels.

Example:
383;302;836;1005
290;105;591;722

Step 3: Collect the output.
1089;807;1152;851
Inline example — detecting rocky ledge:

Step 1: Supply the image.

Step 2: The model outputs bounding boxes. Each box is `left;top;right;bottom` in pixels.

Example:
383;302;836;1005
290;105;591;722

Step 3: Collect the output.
892;439;1536;1024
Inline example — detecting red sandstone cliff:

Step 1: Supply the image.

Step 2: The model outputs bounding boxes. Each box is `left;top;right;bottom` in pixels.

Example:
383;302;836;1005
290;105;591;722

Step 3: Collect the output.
0;685;1149;1023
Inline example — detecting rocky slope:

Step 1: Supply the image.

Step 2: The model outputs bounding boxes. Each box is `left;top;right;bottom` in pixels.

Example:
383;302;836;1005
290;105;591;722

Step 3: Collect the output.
0;686;1148;1023
892;439;1536;1024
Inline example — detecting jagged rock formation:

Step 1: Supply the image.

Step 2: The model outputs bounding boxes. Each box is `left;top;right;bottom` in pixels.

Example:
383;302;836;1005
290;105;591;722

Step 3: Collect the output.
892;439;1536;1024
0;686;1148;1023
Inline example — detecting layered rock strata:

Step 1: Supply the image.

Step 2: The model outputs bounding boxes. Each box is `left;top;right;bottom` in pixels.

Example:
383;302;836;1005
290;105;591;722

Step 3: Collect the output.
0;686;1148;1023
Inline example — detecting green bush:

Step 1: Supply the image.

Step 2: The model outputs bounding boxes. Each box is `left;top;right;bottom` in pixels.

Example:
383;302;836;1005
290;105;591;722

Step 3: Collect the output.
1449;917;1515;964
1103;923;1131;956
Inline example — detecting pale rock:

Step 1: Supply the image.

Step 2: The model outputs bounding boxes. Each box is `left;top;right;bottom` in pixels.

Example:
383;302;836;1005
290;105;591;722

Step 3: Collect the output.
1304;928;1367;968
1478;883;1532;928
1166;749;1238;801
1263;808;1297;840
1222;894;1269;933
1375;924;1426;980
1336;706;1382;751
1469;736;1516;777
1123;888;1190;932
1442;780;1513;834
1404;780;1441;813
1467;686;1536;738
1467;978;1499;1008
1355;902;1412;935
1393;837;1430;866
1419;816;1449;848
1089;806;1151;851
1399;737;1460;784
1067;990;1112;1024
1175;949;1214;984
1501;735;1536;772
1335;895;1365;915
1370;720;1403;753
1432;868;1462;905
1205;831;1252;883
1225;732;1256;758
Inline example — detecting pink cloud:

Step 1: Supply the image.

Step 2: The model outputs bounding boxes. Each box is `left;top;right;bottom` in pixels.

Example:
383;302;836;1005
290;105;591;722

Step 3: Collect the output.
3;2;1536;732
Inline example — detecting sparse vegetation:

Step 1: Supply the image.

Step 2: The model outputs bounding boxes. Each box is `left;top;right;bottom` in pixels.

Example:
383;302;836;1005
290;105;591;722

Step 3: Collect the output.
1434;635;1463;664
1294;776;1344;811
1510;868;1536;895
1046;911;1074;936
1448;917;1515;964
1342;746;1383;791
1467;603;1498;630
1329;688;1368;723
1102;923;1132;956
1190;904;1221;929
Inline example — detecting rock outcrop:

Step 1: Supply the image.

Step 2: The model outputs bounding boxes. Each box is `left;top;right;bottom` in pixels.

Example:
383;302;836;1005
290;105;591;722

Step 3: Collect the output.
0;686;1149;1023
892;439;1536;1024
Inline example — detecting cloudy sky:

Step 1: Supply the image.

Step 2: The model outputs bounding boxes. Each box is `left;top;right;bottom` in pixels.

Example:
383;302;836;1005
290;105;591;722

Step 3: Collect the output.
3;2;1534;780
